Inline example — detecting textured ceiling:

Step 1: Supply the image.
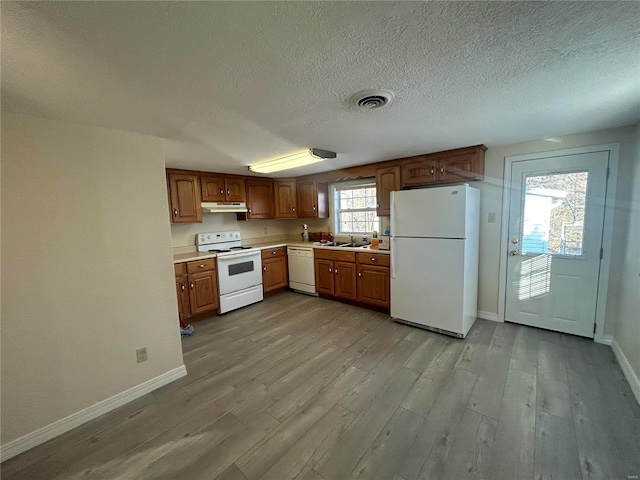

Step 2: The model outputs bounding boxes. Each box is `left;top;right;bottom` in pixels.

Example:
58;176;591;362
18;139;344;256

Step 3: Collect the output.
2;2;639;177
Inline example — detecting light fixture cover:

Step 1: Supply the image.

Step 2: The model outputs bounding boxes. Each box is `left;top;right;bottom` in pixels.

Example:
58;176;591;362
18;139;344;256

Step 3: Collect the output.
248;148;336;174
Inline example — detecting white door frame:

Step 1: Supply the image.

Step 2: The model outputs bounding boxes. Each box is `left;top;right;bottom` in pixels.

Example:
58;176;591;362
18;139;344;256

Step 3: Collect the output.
497;143;619;344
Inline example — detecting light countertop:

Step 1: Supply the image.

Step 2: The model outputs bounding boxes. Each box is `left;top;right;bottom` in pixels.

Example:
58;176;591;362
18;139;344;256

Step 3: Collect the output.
173;240;389;263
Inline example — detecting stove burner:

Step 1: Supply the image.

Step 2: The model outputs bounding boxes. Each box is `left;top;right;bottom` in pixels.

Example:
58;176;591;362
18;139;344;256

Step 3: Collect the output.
208;249;232;253
230;246;252;250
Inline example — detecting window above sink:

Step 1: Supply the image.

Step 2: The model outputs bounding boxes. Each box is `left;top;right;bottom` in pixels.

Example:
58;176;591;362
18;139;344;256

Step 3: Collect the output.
331;180;379;236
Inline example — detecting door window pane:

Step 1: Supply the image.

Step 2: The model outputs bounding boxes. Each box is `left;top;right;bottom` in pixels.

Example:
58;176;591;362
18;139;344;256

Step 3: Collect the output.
521;171;588;256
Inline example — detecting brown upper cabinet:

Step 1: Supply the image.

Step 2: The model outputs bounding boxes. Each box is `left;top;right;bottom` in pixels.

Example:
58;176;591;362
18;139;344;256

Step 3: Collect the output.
375;165;401;217
245;178;274;219
201;174;246;203
167;172;202;224
401;145;486;188
296;178;328;218
274;179;297;219
401;156;438;187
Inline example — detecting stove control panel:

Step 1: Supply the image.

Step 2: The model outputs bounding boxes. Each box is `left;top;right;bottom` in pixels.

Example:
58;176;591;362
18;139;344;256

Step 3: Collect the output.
196;231;241;246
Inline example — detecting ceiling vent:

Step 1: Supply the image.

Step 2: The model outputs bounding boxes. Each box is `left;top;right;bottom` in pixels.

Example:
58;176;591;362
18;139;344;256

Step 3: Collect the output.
350;89;394;109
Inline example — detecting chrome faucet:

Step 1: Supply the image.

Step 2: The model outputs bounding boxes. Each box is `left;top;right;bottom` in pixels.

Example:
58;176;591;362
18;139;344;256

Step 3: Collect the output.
349;235;355;244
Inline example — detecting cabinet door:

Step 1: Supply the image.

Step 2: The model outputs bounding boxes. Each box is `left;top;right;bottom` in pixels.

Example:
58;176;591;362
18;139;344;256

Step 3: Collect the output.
438;152;483;183
262;256;288;293
188;271;218;315
246;179;274;219
401;157;438;188
297;178;318;217
168;173;202;223
225;177;246;202
376;166;401;216
315;258;334;295
175;276;192;319
357;265;390;308
200;174;225;202
334;261;357;301
274;179;297;219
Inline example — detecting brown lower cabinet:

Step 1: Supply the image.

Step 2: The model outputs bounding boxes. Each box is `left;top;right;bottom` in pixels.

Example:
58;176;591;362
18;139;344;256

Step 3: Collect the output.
314;250;358;301
315;250;390;309
262;247;288;294
357;253;390;308
174;259;218;319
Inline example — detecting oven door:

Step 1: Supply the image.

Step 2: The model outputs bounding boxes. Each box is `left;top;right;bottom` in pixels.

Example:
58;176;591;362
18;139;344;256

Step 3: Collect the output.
216;250;262;295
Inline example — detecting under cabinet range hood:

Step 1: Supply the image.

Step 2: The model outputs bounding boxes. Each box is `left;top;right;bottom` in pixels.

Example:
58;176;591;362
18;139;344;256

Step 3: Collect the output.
201;202;248;214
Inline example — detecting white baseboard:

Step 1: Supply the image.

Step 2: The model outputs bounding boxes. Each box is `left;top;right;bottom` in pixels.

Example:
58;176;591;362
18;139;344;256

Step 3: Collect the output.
611;338;640;406
0;365;187;462
478;310;500;322
596;334;613;345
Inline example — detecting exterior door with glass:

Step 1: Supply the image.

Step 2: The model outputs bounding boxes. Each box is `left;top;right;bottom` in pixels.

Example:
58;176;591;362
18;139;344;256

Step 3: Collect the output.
505;152;609;337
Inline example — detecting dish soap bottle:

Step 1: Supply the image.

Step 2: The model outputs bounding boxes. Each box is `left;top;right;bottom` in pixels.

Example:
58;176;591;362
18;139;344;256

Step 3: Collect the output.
302;223;309;242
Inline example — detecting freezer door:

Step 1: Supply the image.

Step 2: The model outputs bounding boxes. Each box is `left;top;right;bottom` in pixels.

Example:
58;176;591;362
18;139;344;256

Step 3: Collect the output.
391;237;465;334
391;185;467;238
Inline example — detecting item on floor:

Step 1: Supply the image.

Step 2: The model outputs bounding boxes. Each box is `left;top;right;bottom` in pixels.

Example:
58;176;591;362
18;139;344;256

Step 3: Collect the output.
196;230;263;314
391;184;480;338
180;324;194;337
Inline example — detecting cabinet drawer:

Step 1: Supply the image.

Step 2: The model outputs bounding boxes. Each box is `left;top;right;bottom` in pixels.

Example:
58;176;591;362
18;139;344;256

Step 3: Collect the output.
314;249;356;262
187;258;216;274
356;253;390;267
261;246;287;259
174;263;187;276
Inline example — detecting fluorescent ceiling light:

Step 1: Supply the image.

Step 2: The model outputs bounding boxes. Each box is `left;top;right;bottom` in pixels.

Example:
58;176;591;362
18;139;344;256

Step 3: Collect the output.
248;148;336;174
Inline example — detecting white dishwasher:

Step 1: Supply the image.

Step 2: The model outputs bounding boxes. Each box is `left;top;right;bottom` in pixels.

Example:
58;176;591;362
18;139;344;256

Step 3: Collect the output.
287;247;318;295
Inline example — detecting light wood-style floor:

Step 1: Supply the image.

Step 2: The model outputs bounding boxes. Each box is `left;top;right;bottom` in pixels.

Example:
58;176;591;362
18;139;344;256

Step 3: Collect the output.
3;292;639;480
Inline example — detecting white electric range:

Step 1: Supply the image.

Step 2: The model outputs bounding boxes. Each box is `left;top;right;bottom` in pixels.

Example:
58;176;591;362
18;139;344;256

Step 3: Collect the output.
196;231;263;314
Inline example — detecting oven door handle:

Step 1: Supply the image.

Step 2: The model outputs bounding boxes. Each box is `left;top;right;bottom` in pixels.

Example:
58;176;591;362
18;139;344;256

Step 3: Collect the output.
217;250;261;261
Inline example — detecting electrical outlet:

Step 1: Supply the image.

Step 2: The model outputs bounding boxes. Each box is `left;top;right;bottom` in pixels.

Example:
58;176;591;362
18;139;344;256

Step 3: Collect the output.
488;212;496;224
136;347;147;363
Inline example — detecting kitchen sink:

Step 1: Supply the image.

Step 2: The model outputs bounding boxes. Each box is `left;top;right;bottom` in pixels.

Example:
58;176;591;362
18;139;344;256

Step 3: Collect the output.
338;243;366;248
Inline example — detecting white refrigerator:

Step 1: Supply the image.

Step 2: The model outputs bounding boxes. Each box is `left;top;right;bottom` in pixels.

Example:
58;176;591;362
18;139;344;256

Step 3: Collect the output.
390;184;480;338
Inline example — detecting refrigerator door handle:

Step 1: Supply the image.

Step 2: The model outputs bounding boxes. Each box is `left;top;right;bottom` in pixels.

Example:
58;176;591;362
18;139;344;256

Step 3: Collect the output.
390;193;396;237
391;236;396;279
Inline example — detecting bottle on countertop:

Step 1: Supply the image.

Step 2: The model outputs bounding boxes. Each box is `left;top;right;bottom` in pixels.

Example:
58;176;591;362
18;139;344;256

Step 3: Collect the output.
302;223;309;242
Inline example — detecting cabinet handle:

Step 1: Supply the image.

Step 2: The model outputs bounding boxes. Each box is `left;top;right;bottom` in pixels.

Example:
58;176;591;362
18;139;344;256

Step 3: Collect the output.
220;189;224;195
329;268;332;273
199;264;206;268
430;166;434;175
272;251;277;255
335;268;338;275
440;165;445;174
292;207;296;212
190;283;194;289
313;205;316;212
263;266;267;272
358;271;362;277
370;257;377;262
227;189;230;196
377;203;380;208
248;209;252;214
173;209;178;217
181;284;185;291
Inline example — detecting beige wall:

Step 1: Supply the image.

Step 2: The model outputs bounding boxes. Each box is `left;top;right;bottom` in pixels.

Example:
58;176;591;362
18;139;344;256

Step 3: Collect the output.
1;114;184;445
171;215;294;249
475;125;638;337
613;123;640;378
